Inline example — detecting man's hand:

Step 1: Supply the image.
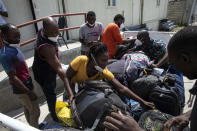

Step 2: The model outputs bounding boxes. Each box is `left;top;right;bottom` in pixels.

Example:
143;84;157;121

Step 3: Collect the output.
104;112;142;131
163;114;190;131
143;101;155;109
69;95;74;104
27;91;37;101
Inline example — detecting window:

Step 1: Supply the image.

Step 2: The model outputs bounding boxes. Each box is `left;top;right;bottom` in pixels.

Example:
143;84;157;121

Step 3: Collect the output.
112;0;116;6
107;0;116;7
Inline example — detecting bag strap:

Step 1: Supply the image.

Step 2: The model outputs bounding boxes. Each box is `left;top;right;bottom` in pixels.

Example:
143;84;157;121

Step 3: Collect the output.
71;99;84;129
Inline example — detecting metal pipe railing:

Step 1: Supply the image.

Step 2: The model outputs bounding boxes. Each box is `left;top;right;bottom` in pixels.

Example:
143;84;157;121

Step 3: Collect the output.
15;12;86;47
0;113;40;131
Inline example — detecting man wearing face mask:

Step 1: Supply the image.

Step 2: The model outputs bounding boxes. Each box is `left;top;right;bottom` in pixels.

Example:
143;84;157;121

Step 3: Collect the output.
0;24;40;128
32;17;73;122
102;14;134;59
79;11;104;55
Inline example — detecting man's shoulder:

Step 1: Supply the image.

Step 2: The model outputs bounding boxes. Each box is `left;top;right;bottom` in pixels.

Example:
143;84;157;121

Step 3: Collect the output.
80;23;87;28
77;55;88;61
107;23;117;27
72;55;88;65
95;22;103;26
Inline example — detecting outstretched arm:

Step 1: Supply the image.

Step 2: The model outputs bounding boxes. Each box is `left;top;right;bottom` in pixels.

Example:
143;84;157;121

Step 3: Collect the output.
110;78;155;109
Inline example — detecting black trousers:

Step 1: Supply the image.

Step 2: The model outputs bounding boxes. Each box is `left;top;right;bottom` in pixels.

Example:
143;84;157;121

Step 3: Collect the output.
34;72;58;121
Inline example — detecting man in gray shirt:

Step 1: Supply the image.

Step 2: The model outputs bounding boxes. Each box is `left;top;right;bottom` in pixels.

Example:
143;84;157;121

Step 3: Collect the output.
79;11;104;55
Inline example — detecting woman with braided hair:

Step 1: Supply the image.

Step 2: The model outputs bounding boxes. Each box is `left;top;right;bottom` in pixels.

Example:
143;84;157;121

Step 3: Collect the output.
64;42;154;109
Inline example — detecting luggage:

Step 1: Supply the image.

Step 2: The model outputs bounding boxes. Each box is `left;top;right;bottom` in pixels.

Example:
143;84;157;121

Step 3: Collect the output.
148;74;181;116
129;75;159;99
138;110;190;131
71;80;129;130
107;59;138;87
121;51;150;68
130;68;181;116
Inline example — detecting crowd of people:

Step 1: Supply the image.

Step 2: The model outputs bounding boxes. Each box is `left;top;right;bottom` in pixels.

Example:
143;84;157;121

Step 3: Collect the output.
0;10;197;131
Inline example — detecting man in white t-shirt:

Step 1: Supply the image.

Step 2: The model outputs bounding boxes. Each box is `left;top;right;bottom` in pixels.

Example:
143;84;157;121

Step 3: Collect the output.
79;11;104;55
0;0;8;26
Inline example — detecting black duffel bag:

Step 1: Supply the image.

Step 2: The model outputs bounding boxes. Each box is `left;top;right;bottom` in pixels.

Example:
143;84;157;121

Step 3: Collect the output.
71;80;129;130
148;79;181;116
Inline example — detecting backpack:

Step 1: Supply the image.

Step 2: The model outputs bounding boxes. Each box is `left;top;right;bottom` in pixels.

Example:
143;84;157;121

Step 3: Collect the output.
138;110;190;131
107;59;138;87
148;74;181;116
129;75;160;99
71;81;129;130
130;68;181;116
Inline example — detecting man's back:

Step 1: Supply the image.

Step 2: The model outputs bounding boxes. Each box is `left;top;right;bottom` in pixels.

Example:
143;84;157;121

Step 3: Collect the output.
102;23;123;59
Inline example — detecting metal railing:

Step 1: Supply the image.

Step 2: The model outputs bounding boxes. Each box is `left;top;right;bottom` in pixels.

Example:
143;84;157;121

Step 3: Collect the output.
0;12;86;47
0;113;40;131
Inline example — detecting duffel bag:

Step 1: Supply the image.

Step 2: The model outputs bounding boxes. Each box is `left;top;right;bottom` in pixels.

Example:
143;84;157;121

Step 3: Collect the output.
138;110;189;131
71;80;129;130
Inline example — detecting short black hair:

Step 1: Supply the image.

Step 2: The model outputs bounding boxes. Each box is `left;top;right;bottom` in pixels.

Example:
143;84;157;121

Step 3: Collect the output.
168;26;197;52
0;23;15;37
114;14;125;23
88;42;108;59
137;31;149;39
87;11;96;18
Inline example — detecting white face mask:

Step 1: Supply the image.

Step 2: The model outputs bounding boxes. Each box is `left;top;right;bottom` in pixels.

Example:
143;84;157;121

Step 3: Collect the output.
91;54;104;72
9;44;20;48
94;65;104;72
48;36;59;42
120;23;125;30
3;40;20;48
87;23;95;27
135;39;143;46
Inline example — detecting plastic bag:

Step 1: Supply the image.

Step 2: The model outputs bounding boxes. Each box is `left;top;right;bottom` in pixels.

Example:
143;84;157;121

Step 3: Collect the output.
55;101;76;127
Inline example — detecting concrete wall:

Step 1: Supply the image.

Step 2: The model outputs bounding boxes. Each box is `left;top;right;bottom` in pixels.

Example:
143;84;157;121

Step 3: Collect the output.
64;0;168;39
2;0;37;53
64;0;136;39
167;0;187;25
143;0;169;30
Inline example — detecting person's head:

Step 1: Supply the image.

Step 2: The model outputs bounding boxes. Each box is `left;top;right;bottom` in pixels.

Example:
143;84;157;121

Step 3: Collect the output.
88;42;108;69
87;11;96;26
43;17;59;41
114;14;125;27
168;26;197;79
137;31;150;46
0;23;20;44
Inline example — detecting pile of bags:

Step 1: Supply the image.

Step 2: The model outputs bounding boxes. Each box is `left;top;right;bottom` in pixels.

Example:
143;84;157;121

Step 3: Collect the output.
54;51;186;131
